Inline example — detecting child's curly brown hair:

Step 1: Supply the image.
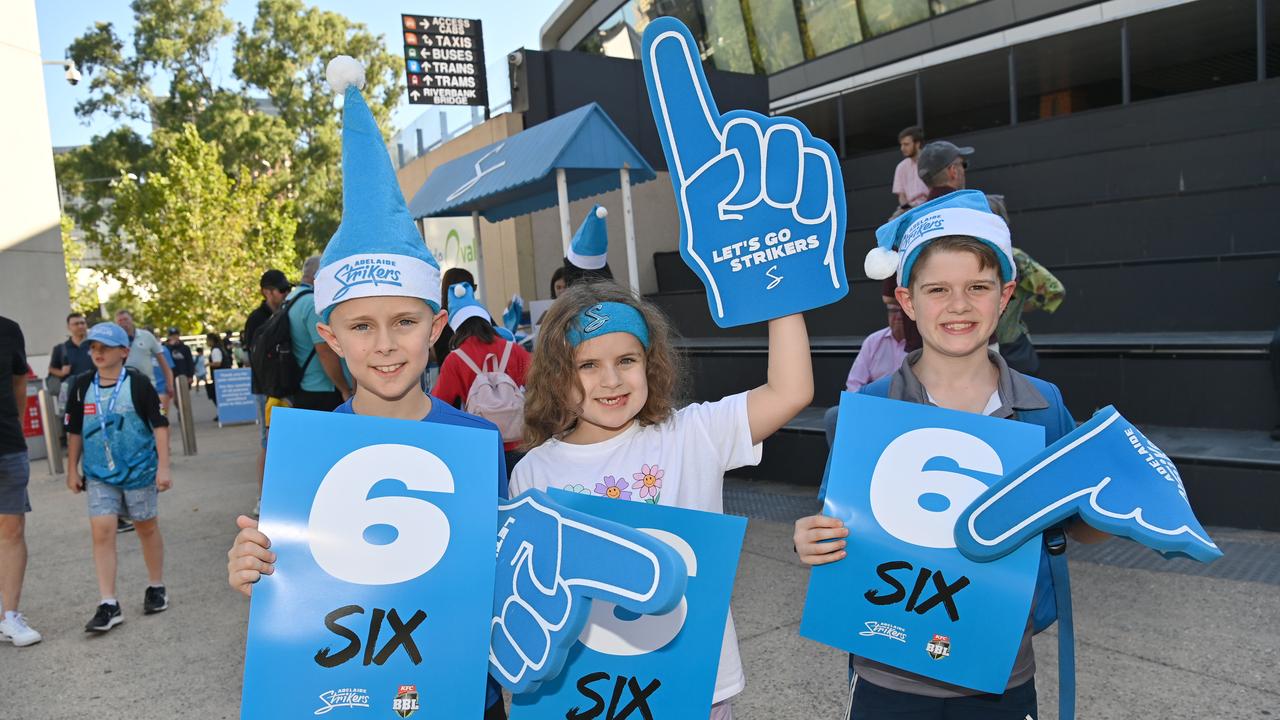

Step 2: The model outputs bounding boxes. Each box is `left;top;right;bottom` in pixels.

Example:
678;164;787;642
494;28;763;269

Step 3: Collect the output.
523;281;685;448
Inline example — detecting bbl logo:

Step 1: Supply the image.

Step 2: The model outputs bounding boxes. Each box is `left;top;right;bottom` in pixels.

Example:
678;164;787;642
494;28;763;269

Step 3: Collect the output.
392;684;420;718
925;634;951;660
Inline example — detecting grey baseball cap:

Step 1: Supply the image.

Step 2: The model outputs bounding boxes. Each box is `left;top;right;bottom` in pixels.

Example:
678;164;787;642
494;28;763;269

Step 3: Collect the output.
917;141;974;180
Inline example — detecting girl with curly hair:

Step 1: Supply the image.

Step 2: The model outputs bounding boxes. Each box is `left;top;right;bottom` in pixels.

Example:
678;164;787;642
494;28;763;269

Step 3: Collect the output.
510;280;814;719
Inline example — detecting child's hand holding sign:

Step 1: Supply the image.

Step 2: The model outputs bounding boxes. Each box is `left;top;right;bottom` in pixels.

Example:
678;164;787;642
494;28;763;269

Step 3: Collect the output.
642;18;848;327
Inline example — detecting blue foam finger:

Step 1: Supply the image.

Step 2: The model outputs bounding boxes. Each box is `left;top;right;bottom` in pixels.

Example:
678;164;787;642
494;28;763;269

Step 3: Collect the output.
490;489;687;694
955;406;1223;564
642;17;848;327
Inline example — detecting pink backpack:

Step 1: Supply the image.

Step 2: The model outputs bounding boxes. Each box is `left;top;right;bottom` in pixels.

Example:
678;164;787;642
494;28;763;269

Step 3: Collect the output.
454;341;525;443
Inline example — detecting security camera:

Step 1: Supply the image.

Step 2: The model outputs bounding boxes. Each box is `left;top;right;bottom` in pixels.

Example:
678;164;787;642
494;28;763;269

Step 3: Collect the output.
66;66;82;86
507;50;524;67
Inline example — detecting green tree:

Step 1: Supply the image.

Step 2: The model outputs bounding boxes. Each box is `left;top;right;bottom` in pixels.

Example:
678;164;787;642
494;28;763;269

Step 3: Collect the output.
61;216;101;316
56;0;403;320
99;124;298;332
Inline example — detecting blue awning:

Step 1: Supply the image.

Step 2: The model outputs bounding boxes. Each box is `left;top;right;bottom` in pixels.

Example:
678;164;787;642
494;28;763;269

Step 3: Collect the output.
407;102;656;223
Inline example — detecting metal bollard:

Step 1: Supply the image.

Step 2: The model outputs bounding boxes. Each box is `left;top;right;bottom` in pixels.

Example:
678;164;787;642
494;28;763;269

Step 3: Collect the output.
174;377;198;456
37;388;63;475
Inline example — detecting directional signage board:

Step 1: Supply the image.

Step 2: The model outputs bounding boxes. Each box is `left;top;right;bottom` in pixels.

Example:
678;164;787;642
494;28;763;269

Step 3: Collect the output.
401;14;488;108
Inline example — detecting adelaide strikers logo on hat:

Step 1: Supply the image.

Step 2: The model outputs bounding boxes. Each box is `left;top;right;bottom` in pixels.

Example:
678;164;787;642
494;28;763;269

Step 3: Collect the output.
333;257;404;301
900;213;945;252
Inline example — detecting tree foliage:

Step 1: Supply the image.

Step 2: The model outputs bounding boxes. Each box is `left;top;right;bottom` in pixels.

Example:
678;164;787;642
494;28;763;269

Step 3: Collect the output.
56;0;404;328
61;216;101;317
101;124;298;332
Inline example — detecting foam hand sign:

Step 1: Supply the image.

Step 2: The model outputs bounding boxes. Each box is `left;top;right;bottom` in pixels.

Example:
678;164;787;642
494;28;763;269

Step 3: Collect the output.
511;490;746;720
956;406;1223;564
242;408;498;719
490;489;688;694
642;18;847;327
800;393;1045;693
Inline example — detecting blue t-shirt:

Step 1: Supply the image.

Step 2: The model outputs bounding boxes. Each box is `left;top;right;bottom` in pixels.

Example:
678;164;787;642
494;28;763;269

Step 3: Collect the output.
151;346;175;395
332;394;507;709
285;285;332;393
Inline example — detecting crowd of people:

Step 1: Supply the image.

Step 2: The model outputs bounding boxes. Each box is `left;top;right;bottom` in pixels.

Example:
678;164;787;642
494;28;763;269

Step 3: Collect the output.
2;55;1272;720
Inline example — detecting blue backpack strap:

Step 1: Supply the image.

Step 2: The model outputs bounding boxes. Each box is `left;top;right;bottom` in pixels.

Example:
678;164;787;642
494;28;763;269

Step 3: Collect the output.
1019;376;1076;720
1046;526;1075;720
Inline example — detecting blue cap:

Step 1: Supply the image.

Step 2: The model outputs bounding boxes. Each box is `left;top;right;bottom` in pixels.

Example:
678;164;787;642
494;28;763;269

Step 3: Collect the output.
86;322;129;348
447;282;492;332
865;189;1014;287
314;56;442;321
566;205;609;270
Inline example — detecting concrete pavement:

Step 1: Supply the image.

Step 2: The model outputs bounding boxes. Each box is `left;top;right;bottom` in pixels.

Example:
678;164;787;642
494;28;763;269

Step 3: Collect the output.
4;391;1278;718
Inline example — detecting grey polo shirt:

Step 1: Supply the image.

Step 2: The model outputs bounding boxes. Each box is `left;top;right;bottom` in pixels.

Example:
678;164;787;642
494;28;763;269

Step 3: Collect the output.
125;328;164;380
852;349;1049;698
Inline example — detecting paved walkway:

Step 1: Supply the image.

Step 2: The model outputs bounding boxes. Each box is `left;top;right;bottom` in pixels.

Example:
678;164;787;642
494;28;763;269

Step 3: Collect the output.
5;392;1278;718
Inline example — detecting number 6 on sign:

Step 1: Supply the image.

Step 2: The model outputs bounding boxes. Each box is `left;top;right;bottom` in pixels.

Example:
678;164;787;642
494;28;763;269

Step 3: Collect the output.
578;529;696;656
308;443;454;585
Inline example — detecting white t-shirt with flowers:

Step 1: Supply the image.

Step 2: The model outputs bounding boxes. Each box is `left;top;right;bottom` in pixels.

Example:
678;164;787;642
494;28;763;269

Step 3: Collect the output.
509;391;761;703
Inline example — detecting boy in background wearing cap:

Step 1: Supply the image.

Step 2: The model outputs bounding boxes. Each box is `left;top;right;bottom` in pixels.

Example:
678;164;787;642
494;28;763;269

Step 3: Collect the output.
64;322;172;633
793;190;1107;719
226;56;511;719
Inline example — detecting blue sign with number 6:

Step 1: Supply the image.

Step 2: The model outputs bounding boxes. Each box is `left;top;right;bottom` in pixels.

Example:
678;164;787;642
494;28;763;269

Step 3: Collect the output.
800;393;1044;693
242;408;498;718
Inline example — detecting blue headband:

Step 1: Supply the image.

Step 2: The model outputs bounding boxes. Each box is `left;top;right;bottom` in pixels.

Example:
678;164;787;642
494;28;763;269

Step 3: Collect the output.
567;302;651;349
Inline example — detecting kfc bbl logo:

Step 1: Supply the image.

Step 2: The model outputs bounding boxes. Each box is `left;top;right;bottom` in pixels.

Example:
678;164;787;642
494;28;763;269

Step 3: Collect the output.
392;684;419;717
926;634;951;660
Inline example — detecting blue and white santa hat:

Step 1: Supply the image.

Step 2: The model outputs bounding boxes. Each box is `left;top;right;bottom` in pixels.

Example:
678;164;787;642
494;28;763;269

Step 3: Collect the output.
315;56;442;321
865;189;1015;288
566;205;609;270
446;282;491;332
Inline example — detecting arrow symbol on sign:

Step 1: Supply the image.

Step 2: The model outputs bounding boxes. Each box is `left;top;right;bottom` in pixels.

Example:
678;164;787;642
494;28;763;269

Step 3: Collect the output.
410;90;420;101
419;18;431;30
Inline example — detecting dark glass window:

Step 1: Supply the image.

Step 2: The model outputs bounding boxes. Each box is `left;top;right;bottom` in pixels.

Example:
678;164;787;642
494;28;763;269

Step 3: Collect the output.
921;49;1009;138
1128;0;1257;100
781;96;841;154
859;0;929;37
702;0;757;73
742;0;806;73
1269;0;1280;78
840;76;917;156
796;0;863;57
1013;21;1122;122
929;0;982;13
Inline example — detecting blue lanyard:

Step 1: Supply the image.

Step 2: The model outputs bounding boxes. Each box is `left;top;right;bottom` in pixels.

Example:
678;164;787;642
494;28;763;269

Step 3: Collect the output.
92;373;125;467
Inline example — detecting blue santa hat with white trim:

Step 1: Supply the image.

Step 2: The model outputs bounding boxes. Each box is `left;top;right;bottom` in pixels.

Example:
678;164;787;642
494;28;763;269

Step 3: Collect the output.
314;56;442;321
446;282;491;332
866;189;1015;288
566;205;609;270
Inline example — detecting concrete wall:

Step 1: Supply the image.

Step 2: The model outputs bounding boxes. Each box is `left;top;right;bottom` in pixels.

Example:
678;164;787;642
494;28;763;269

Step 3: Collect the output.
527;172;680;301
0;0;70;371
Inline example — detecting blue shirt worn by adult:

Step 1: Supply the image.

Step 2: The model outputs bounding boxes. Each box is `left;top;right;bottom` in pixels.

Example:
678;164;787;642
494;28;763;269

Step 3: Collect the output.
52;337;95;380
285;284;331;393
332;394;508;710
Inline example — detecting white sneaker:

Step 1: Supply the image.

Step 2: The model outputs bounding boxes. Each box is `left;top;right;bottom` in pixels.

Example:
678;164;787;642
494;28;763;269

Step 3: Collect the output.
0;613;43;647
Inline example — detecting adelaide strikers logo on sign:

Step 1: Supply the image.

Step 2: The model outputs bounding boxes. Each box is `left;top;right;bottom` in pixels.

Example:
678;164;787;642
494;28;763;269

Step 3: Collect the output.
392;684;419;717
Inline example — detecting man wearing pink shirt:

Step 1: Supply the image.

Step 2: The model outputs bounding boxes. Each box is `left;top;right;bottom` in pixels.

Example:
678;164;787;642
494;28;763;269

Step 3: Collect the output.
822;285;909;447
891;126;930;212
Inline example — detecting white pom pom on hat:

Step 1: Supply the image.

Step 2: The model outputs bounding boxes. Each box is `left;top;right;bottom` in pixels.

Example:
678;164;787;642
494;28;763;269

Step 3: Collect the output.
864;246;900;281
326;56;366;94
594;206;608;219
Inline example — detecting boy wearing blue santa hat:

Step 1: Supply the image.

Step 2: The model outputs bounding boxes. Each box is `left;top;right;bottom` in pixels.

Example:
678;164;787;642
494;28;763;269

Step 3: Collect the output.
226;56;511;719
